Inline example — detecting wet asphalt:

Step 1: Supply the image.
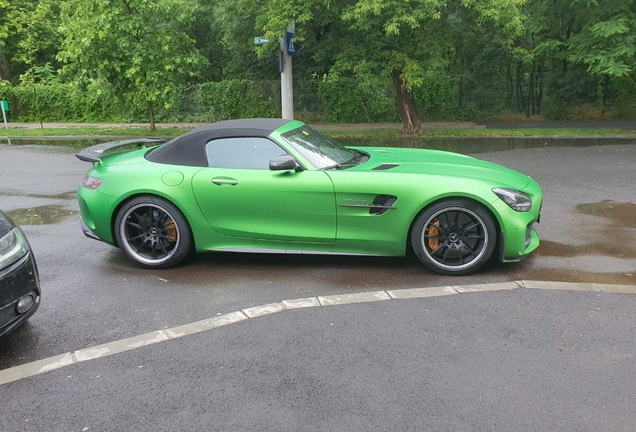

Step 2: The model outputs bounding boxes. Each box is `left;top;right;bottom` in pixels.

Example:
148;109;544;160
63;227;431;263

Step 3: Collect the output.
0;139;635;431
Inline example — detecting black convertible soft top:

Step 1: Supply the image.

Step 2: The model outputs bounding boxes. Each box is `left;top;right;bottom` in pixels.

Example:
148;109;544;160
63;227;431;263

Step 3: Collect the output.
146;118;294;167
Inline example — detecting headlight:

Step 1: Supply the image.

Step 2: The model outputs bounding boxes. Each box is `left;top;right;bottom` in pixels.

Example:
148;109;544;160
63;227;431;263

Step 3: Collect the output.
492;188;532;212
0;227;30;270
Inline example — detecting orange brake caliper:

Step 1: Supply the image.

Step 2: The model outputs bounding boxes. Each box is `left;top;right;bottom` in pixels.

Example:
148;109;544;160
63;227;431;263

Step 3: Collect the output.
427;218;440;251
165;220;177;241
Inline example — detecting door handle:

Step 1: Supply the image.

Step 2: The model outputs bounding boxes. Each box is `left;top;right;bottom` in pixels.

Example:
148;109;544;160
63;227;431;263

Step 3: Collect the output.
212;177;238;186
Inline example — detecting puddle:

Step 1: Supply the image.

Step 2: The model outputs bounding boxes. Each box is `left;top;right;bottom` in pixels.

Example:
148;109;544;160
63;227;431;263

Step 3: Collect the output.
0;191;76;200
522;268;635;285
537;240;636;259
577;201;636;229
6;205;78;225
337;136;636;154
0;137;169;150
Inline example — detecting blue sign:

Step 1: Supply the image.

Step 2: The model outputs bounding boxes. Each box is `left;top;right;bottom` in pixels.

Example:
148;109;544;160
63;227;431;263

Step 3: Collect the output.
286;32;296;57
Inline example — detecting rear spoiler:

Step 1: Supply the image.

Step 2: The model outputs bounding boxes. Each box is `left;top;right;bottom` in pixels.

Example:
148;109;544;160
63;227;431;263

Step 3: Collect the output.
75;138;166;163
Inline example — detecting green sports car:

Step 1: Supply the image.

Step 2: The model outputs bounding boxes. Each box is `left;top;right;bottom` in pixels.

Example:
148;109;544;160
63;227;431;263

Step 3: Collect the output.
76;118;542;275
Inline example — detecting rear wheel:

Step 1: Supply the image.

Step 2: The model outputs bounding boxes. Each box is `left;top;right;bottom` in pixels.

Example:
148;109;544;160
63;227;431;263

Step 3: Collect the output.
114;196;192;269
411;199;496;275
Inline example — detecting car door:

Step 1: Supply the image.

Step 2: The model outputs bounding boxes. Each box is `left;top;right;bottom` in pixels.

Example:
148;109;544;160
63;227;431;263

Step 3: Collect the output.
191;136;336;243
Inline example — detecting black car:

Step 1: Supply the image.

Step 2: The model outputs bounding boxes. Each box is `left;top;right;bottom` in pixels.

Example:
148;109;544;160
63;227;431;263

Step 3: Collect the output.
0;210;40;337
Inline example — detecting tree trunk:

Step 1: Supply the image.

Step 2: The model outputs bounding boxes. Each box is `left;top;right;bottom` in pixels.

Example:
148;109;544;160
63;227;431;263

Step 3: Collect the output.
392;71;421;134
148;100;156;132
601;75;610;115
536;64;544;115
527;63;535;117
506;63;513;109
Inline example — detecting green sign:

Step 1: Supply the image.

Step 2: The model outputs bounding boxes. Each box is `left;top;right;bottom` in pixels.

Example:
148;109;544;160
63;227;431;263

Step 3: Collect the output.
0;100;8;111
254;37;269;45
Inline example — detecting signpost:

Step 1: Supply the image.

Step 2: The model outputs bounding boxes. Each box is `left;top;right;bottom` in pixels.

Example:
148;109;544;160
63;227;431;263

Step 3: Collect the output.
280;21;295;119
286;31;296;57
254;20;296;120
0;100;8;129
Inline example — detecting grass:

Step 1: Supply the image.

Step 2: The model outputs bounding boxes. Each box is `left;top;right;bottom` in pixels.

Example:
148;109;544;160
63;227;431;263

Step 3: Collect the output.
0;125;627;139
0;127;188;138
327;128;624;138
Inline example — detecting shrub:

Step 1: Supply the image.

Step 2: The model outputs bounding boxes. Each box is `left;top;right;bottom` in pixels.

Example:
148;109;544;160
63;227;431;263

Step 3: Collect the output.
317;77;398;123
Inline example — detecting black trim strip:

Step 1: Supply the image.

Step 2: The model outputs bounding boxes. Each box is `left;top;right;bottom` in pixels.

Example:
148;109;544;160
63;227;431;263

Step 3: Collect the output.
371;163;401;171
338;204;397;209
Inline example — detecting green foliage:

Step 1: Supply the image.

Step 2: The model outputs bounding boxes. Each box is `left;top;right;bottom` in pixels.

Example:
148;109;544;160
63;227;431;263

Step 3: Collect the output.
1;0;636;124
568;0;636;78
0;82;129;122
413;72;459;121
57;0;208;126
196;80;277;121
317;77;398;123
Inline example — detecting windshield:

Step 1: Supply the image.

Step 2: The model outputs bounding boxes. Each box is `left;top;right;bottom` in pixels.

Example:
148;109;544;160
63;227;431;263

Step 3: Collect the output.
281;126;360;170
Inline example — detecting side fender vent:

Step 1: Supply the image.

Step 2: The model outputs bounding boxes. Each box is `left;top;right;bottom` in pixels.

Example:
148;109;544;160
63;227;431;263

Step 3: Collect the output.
370;195;398;215
371;163;401;171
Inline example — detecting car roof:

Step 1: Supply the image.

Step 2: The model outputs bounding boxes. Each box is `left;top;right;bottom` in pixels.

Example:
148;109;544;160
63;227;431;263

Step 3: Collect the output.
146;118;296;167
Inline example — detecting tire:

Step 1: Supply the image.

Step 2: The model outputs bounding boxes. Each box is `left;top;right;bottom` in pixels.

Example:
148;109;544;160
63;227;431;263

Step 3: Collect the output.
114;196;193;269
410;199;496;276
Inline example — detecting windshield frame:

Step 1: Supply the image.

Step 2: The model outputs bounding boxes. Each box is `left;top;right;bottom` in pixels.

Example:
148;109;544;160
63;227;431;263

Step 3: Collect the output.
280;126;359;170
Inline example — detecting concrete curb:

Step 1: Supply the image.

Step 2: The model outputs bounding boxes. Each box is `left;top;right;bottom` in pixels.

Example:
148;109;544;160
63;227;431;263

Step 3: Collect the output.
1;280;635;386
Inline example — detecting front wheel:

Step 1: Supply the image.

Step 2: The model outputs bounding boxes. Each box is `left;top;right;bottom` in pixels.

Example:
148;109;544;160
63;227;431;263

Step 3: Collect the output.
114;196;193;269
411;199;496;276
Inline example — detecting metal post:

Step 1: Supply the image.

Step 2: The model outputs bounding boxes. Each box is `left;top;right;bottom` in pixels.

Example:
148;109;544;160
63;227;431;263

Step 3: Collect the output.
1;103;7;129
280;21;294;120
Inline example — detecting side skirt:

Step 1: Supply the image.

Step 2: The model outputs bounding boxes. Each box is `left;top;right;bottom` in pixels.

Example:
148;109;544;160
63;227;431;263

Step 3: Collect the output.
211;248;394;257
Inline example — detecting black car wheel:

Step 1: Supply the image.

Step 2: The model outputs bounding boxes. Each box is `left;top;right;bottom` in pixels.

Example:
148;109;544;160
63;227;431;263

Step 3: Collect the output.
114;196;193;269
411;199;496;275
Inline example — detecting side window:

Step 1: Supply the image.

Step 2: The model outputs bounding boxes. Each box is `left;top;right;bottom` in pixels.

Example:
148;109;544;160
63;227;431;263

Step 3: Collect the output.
205;137;287;170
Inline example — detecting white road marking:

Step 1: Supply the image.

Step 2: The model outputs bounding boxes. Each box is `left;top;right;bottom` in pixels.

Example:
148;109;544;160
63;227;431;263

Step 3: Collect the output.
1;280;635;386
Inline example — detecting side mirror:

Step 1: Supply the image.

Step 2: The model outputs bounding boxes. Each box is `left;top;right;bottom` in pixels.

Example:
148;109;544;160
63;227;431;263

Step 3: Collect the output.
269;154;302;171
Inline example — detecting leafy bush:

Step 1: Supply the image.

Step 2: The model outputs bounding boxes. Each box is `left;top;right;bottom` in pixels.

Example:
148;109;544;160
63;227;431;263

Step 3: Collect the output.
196;80;277;121
317;77;398;123
1;82;128;122
413;72;460;121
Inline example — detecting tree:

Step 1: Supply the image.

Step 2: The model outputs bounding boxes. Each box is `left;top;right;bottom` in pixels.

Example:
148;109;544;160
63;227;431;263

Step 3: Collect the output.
0;0;62;83
58;0;208;130
568;0;636;79
339;0;526;132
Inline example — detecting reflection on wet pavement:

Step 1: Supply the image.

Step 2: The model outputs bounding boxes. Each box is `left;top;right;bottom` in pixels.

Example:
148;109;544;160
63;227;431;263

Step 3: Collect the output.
0;191;77;200
537;240;636;259
577;201;636;228
513;268;634;285
5;205;77;225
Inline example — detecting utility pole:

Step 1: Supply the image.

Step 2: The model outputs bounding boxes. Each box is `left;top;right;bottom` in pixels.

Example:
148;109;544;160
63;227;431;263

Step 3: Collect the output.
280;20;295;120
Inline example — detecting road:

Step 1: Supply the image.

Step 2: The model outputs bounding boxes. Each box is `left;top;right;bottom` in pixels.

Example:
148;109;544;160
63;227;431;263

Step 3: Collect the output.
0;139;635;431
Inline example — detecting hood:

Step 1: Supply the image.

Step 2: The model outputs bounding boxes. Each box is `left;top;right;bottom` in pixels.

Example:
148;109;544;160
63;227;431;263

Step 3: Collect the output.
353;147;530;190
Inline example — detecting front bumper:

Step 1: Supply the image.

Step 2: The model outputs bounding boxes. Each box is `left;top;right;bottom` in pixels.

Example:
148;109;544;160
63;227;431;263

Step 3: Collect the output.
0;251;41;337
492;197;542;262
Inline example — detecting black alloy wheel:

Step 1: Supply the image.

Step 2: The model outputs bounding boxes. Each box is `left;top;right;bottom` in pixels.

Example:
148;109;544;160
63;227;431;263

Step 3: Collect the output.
115;196;192;269
411;199;496;275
